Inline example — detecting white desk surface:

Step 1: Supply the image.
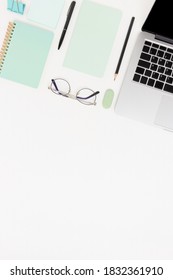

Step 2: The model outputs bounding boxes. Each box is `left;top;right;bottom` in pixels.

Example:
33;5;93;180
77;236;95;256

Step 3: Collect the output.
1;0;173;260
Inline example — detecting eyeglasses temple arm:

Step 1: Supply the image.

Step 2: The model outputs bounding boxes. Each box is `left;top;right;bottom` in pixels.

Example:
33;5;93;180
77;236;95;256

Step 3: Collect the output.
51;79;59;92
77;91;100;100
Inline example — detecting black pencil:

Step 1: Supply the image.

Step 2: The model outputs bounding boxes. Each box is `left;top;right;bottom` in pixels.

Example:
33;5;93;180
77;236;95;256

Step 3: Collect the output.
114;16;135;80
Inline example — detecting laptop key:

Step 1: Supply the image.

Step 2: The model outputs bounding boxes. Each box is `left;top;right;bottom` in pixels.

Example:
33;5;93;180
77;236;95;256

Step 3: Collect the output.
147;78;155;87
152;72;159;79
159;74;166;82
145;41;152;46
167;48;173;54
165;61;172;68
142;45;150;53
150;63;157;71
150;48;157;55
166;77;173;84
136;66;145;74
155;81;164;90
164;84;173;93
157;50;164;57
151;56;158;63
133;74;141;82
140;52;151;61
158;58;165;66
165;68;172;76
140;76;148;84
158;66;165;73
145;69;152;77
164;53;171;60
152;43;159;49
159;46;166;51
138;59;150;69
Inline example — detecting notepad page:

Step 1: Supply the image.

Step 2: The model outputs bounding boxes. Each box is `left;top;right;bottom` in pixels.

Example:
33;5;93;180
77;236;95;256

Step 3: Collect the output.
0;21;53;88
27;0;65;29
63;1;122;77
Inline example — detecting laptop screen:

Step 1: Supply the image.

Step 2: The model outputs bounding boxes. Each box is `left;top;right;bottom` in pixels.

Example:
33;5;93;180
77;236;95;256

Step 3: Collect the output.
142;0;173;41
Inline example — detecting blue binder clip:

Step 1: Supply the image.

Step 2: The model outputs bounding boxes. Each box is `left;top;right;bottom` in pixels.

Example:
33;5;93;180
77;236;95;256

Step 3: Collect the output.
7;0;26;15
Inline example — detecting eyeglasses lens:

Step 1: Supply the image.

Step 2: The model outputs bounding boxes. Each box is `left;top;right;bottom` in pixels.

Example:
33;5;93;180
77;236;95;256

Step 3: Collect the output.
51;79;70;96
76;88;96;105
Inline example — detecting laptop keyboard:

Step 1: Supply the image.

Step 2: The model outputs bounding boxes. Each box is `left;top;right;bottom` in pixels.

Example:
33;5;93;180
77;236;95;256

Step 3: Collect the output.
133;40;173;93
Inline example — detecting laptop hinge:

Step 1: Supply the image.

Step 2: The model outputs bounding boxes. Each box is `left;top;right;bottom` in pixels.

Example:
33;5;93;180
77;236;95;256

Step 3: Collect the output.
155;34;173;45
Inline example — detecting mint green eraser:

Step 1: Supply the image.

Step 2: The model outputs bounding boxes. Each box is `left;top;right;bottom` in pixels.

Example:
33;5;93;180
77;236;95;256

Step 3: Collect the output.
102;89;115;109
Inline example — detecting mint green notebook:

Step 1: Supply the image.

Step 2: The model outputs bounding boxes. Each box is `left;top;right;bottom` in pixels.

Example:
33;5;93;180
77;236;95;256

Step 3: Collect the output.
63;1;122;77
0;21;53;88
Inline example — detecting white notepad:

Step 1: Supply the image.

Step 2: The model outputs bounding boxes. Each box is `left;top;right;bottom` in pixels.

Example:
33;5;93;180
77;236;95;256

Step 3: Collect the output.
27;0;65;29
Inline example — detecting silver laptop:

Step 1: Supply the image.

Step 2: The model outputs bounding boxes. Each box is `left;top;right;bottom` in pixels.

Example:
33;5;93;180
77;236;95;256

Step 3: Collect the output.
115;0;173;131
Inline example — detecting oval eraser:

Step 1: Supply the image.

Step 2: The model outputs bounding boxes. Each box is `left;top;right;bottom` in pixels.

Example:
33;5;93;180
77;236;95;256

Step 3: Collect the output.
102;89;115;109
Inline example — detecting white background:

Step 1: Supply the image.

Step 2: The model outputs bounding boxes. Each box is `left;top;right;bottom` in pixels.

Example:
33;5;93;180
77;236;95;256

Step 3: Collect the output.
1;0;173;260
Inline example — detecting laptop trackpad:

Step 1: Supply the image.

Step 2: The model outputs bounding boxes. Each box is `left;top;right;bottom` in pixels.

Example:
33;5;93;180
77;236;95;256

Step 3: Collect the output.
154;95;173;131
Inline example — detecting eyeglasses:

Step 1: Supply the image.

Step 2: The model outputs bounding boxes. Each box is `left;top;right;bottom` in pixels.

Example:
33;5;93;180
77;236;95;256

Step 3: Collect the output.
48;78;100;105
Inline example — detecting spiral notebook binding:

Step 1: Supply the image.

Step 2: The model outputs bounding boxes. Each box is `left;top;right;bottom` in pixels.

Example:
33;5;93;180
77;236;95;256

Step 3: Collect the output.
0;22;16;73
